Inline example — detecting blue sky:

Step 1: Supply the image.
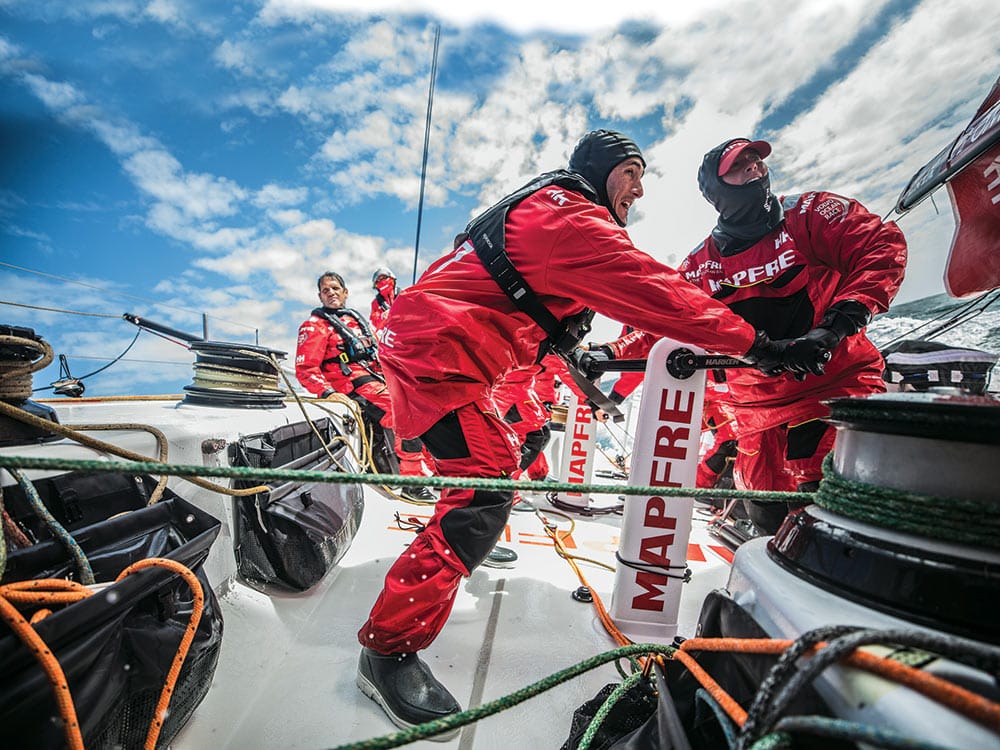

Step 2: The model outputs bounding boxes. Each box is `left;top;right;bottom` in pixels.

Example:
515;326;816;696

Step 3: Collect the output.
1;0;998;396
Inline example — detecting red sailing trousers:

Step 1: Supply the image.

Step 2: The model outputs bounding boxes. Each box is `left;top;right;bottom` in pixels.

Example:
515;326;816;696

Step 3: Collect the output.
358;400;520;654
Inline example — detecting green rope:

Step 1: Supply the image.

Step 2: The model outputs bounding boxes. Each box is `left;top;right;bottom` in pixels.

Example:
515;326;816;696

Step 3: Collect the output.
577;670;649;750
814;454;1000;550
328;643;674;750
7;467;95;584
0;454;802;503
748;732;792;750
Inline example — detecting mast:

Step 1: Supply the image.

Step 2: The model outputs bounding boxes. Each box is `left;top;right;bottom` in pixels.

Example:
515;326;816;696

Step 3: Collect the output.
412;24;441;285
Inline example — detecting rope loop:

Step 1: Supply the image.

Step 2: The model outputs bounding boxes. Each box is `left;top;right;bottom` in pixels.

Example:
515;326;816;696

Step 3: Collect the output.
0;334;54;400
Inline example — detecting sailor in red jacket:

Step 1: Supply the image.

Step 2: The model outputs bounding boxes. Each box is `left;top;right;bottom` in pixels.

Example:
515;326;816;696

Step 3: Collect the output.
355;130;802;735
369;266;397;335
295;272;434;502
608;138;906;534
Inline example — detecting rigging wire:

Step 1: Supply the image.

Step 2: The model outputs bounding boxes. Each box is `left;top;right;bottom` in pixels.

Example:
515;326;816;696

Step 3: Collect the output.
0;300;120;318
411;24;440;285
872;288;1000;350
31;329;143;392
0;261;258;332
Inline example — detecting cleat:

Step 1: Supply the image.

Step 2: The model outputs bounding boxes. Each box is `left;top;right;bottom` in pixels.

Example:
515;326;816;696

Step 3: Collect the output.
481;545;518;569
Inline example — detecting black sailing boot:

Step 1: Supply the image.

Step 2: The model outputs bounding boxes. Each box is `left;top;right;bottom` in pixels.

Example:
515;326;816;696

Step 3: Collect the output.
399;485;437;502
357;648;461;740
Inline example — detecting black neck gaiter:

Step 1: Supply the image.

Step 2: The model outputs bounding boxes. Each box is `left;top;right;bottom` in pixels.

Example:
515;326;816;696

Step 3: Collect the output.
698;144;784;255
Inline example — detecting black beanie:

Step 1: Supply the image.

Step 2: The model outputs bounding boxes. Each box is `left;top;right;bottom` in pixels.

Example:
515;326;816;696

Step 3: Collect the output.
568;129;645;226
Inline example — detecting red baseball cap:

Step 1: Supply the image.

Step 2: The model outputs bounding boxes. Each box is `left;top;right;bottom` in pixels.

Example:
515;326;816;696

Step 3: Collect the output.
717;138;772;176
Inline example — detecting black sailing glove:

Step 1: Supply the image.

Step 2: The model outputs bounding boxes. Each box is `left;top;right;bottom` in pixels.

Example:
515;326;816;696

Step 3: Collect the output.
784;300;872;377
569;345;612;380
782;329;838;376
743;330;794;376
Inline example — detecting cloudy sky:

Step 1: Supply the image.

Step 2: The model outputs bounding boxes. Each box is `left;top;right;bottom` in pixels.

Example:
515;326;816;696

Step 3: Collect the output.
2;0;998;396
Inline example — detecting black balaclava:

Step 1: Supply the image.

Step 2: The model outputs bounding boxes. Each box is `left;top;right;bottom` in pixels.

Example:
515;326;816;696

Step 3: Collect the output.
698;138;783;255
568;129;645;227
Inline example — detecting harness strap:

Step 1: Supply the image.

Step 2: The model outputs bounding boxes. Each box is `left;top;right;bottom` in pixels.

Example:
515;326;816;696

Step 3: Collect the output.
313;307;378;365
462;172;622;420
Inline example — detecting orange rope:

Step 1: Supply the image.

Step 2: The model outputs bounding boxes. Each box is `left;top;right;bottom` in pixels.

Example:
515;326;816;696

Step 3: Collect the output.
672;647;748;725
0;591;85;749
115;558;205;750
679;637;1000;732
845;648;1000;733
540;515;631;649
0;558;205;750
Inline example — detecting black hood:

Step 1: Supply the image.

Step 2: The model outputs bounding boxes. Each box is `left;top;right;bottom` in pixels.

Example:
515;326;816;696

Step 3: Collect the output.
698;138;783;255
568;129;645;227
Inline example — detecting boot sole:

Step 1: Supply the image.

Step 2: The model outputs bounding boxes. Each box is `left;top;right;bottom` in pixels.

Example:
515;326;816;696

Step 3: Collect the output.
356;671;460;742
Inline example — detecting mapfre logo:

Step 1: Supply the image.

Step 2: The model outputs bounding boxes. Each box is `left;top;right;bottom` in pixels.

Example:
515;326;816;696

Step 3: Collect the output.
711;247;797;292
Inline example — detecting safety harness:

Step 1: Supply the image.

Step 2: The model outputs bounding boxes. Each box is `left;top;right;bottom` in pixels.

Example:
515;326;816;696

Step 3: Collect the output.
459;170;622;418
312;307;380;378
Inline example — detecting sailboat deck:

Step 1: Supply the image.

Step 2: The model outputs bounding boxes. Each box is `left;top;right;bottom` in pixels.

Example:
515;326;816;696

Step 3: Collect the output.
172;480;733;749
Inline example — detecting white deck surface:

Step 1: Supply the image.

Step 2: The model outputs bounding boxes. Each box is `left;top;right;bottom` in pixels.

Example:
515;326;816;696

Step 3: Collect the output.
172;484;733;749
1;397;732;749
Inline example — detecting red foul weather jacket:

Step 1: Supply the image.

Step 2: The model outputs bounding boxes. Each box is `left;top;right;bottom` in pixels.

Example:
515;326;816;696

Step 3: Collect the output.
295;309;381;397
619;191;906;434
377;184;758;439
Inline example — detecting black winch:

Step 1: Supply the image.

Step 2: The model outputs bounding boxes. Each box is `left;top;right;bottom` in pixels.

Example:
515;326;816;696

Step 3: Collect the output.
120;313;288;409
767;392;1000;643
181;340;288;409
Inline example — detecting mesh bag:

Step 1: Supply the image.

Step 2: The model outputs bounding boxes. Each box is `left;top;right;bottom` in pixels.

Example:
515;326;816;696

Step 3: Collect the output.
560;679;659;750
0;489;224;749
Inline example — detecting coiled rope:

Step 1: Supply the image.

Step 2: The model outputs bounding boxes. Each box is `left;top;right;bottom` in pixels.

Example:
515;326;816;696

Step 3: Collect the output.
814;453;1000;549
0;334;54;401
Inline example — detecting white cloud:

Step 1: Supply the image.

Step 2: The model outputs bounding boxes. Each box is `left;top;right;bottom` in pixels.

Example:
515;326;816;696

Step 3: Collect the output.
258;0;734;34
123;149;246;219
22;73;83;108
254;183;309;208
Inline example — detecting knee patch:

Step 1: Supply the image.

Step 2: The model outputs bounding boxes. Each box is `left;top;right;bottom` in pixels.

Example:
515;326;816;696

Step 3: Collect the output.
440;490;514;570
705;439;737;473
400;437;423;454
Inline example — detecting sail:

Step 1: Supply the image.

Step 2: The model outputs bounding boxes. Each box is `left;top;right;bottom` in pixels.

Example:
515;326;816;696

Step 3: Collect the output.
895;75;1000;297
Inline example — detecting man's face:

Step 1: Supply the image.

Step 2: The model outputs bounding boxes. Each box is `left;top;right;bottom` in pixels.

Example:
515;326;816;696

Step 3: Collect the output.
721;149;768;186
605;157;645;225
318;277;348;309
